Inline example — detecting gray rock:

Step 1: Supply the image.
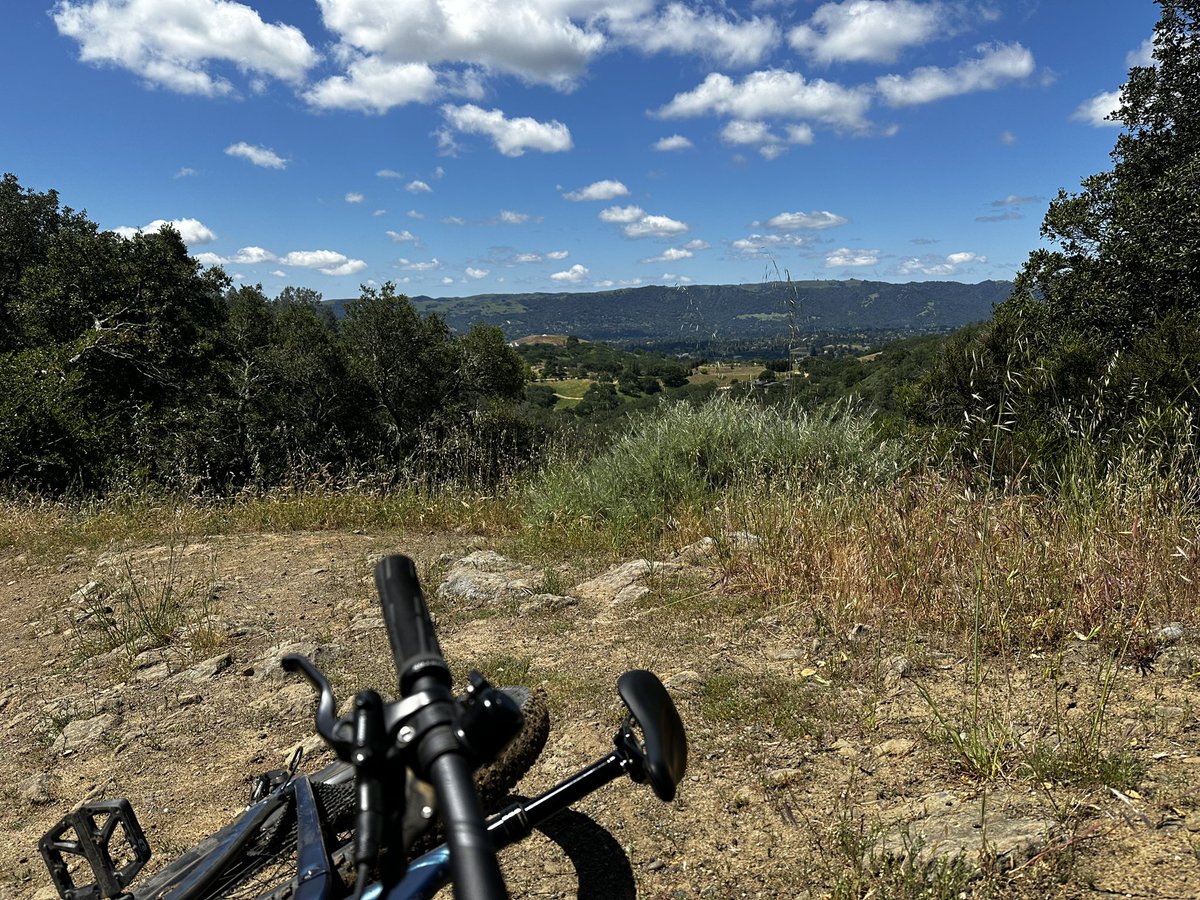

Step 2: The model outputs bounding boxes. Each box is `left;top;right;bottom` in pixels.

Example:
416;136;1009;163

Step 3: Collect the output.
172;652;231;684
873;738;916;758
879;790;1054;873
437;550;536;604
614;584;651;604
18;772;53;805
51;713;122;754
69;580;103;604
831;738;859;759
727;531;762;549
1156;623;1186;645
251;641;334;680
571;559;684;604
519;593;577;615
252;682;317;720
675;537;716;565
1156;646;1199;678
766;767;805;787
130;662;171;684
452;550;515;572
439;569;531;604
883;655;913;692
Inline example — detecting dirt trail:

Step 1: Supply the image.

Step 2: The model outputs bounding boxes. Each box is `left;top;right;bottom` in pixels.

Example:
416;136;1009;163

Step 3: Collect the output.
2;531;1199;898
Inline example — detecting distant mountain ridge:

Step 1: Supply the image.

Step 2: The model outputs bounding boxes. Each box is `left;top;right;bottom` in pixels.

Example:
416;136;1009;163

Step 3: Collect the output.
329;279;1011;346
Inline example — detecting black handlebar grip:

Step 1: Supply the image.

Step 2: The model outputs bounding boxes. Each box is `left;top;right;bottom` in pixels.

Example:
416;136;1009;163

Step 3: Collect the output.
374;555;451;692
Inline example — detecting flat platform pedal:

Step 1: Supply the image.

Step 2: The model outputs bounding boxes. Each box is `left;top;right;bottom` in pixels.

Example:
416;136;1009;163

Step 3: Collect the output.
39;798;151;899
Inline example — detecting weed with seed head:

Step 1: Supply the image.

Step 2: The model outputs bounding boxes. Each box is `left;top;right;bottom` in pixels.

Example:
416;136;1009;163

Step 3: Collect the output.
67;539;221;668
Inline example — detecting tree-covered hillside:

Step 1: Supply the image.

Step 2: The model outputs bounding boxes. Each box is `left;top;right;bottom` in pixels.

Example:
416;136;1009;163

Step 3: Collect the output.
327;279;1012;347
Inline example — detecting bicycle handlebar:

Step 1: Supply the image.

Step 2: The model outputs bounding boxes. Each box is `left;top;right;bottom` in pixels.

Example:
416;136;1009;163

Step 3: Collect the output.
374;555;450;693
373;555;508;900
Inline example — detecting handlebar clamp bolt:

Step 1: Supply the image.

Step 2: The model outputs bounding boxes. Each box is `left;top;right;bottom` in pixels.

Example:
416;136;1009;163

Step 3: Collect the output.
421;805;434;820
398;725;416;746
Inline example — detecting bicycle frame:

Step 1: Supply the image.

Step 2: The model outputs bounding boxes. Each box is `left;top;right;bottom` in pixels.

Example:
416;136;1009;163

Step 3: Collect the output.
40;556;687;900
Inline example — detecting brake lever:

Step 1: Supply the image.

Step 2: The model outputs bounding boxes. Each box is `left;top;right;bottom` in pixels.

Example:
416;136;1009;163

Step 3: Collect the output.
282;653;352;757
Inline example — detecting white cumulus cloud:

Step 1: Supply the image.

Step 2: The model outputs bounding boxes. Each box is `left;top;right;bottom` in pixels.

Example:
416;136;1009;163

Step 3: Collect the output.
654;134;694;151
279;249;368;276
719;119;813;157
876;42;1035;106
53;0;317;97
304;58;440;113
345;192;365;203
387;230;418;242
314;0;605;96
898;250;986;276
640;247;694;263
440;104;572;156
546;250;569;260
826;247;879;267
764;210;848;230
657;69;872;132
229;246;277;264
609;4;779;67
600;204;688;238
1072;89;1122;127
114;217;218;245
225;142;288;169
398;257;442;271
563;180;630;201
789;0;943;65
465;267;489;279
499;210;531;224
550;263;589;283
732;232;817;255
406;180;433;193
625;214;689;238
599;205;646;224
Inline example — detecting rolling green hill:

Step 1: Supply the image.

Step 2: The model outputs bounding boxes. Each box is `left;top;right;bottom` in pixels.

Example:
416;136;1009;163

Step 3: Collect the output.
330;280;1011;348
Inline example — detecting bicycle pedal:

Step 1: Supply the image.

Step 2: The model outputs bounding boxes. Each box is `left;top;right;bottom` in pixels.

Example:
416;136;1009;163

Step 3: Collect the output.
39;798;151;899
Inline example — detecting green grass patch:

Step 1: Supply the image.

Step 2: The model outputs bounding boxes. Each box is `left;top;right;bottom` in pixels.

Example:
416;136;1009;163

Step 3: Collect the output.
688;364;765;384
527;396;908;549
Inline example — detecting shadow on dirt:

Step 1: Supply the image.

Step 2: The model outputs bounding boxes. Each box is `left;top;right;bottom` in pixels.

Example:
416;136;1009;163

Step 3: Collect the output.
533;804;637;899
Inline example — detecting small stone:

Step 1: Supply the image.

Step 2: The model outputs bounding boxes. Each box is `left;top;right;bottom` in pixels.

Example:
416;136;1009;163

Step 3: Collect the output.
663;671;703;695
848;623;871;642
874;737;916;758
883;654;911;679
729;786;757;809
18;773;53;805
69;581;103;604
727;531;761;549
1156;624;1186;645
831;738;859;759
175;652;232;683
519;594;577;615
766;767;804;787
676;537;716;564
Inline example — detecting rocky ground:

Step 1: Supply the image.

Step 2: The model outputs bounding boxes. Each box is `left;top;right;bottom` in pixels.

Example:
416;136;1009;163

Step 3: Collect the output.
2;530;1200;898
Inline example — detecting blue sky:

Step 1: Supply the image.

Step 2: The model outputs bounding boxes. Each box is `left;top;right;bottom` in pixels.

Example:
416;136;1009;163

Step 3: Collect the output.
1;1;1160;299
